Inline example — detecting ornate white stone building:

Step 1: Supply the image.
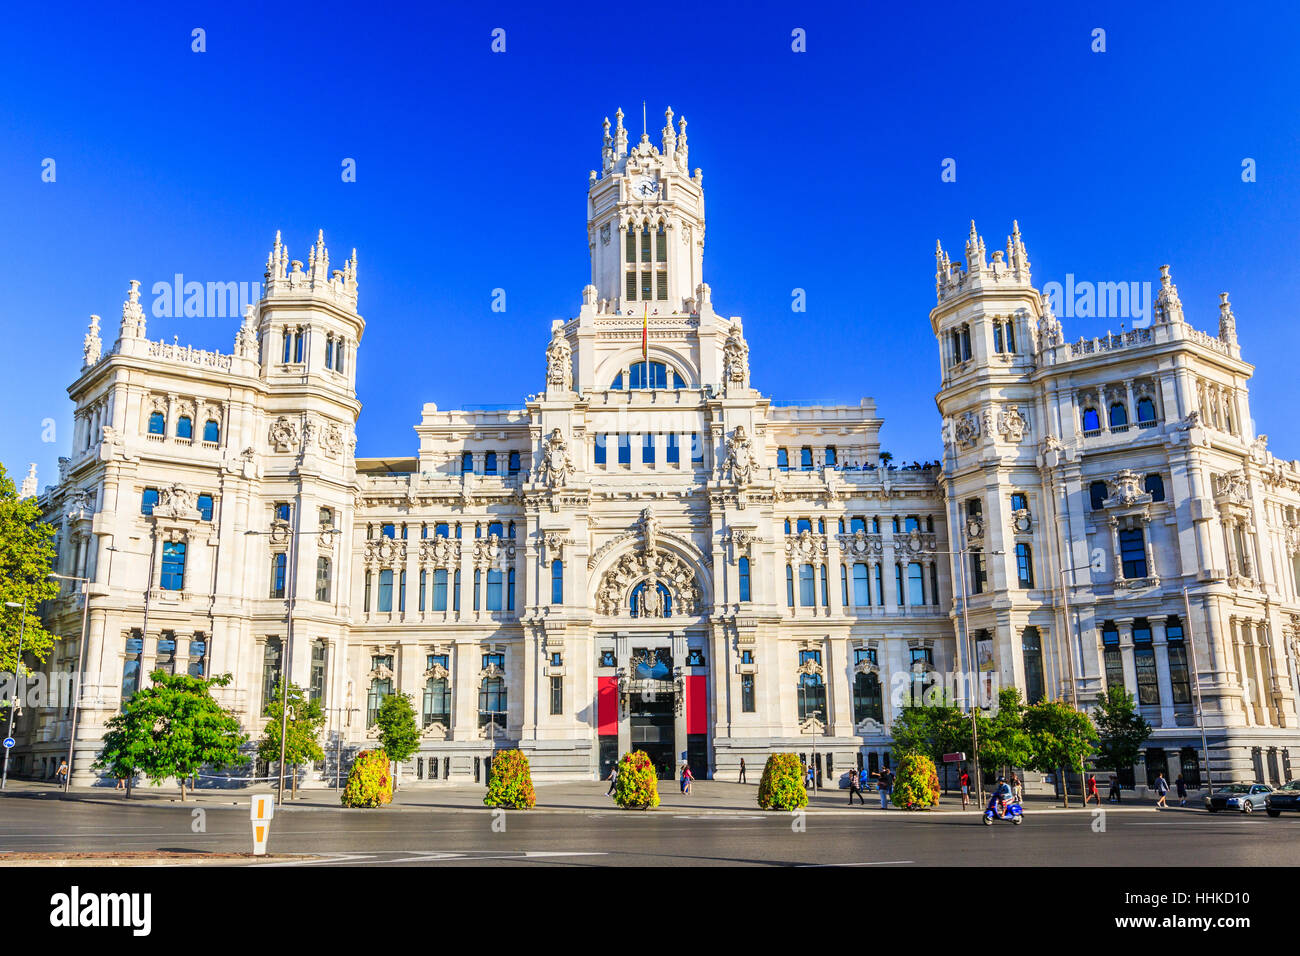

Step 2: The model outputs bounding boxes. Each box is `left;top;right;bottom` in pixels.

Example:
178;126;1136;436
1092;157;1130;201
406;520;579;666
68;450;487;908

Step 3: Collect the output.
19;108;1300;789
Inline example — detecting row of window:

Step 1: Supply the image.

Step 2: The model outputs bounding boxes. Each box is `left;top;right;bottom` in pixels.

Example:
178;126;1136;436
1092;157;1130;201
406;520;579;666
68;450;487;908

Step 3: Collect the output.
785;515;936;535
945;319;1019;369
785;561;941;609
776;446;837;471
1101;617;1193;707
362;653;506;728
965;543;1037;593
608;360;686;390
121;632;208;705
593;432;705;465
624;224;668;302
1081;397;1158;432
147;412;220;443
362;567;521;614
279;327;348;373
141;488;215;521
460;451;522;476
367;521;516;540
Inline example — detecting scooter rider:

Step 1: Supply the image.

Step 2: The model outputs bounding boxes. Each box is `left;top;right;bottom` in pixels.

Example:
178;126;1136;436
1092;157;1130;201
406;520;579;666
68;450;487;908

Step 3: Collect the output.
990;775;1014;818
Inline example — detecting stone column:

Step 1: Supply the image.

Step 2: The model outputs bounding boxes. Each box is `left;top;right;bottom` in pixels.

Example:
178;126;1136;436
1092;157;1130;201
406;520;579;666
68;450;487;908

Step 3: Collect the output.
830;637;853;737
1118;618;1138;698
452;640;479;742
1152;618;1176;728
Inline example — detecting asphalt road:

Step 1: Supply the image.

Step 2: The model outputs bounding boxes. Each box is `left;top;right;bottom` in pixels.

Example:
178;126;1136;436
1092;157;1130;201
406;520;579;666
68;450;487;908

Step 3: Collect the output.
2;797;1298;866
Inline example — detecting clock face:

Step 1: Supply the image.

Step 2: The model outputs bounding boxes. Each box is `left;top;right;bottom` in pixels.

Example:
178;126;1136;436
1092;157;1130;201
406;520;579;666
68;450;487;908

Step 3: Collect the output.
633;178;659;199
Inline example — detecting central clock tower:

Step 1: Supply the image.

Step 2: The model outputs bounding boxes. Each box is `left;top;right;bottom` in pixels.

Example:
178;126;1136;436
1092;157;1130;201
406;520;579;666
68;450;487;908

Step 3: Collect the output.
587;106;705;314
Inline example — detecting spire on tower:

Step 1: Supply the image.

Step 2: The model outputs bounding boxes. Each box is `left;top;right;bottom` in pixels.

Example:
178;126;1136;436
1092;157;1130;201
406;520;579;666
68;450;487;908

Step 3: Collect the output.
83;313;102;368
964;220;987;273
1218;291;1238;345
19;463;37;500
1153;264;1185;325
662;106;676;156
614;107;627;156
118;279;146;342
676;114;688;169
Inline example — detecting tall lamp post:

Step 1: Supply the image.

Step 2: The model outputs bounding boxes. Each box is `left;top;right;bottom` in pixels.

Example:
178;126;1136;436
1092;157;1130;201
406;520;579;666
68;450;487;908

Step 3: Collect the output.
48;573;92;794
2;598;28;790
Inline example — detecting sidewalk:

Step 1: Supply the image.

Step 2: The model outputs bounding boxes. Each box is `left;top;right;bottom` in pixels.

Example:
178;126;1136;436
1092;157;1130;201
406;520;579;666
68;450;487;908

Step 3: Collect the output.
0;778;1196;816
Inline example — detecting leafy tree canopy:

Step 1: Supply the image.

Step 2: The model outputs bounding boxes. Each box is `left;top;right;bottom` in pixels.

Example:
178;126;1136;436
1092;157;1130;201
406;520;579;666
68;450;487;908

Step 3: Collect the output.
374;692;420;764
1092;685;1152;771
0;462;61;677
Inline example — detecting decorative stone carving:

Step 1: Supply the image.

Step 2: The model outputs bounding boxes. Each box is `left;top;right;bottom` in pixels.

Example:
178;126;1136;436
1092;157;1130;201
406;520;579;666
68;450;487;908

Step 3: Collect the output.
997;405;1027;443
965;516;985;541
721;425;755;488
893;529;937;555
1104;469;1152;508
594;539;701;618
368;660;395;683
473;534;516;569
785;530;828;562
269;416;300;453
419;536;460;568
321;422;344;459
536;428;575;491
723;324;749;391
546;328;573;391
838;530;883;558
364;536;405;567
954;412;980;447
83;315;102;368
725;528;759;564
1011;509;1033;534
542;531;568;566
637;571;667;618
152;483;199;521
1213;469;1250;506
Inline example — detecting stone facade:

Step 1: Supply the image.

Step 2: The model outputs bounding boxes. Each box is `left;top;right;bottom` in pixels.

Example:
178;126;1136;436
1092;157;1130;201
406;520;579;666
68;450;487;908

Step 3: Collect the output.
17;109;1300;789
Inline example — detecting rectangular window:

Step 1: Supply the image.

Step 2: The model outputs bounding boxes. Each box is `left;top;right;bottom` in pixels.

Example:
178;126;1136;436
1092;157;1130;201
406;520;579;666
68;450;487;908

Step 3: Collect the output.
316;558;332;602
197;494;214;521
655;227;666;261
398;570;407;612
626;229;636;262
433;569;448;611
487;569;503;611
642;432;655;464
594;433;607;465
377;569;393;612
853;563;869;606
141;487;159;515
969;549;987;594
617;433;631;465
1133;620;1159;705
739;558;751;602
473;569;481;611
310;640;327;703
626;271;637;300
656;271;667;301
1119;528;1147;578
550;675;563;715
1016;543;1034;588
1166;619;1192;706
551;561;563;604
665;432;680;464
895;563;904;606
363;571;371;613
841;564;849;607
121;634;143;706
1102;624;1124;691
741;674;756;713
641;271;652;300
160;542;186;591
691;434;704;464
187;637;207;678
786;565;795;608
261;637;283;714
874;564;883;607
798;564;815;607
907;562;925;606
418;569;427;611
819;565;829;607
155;633;176;676
508;451;521;475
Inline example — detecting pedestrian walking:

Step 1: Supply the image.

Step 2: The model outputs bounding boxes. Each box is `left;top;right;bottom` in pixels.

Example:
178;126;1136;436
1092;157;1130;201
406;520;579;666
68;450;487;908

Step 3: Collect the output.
605;764;618;796
873;766;894;809
859;766;870;794
959;768;971;809
738;757;747;784
1154;771;1169;809
1108;774;1121;803
1010;771;1023;804
805;764;815;791
680;762;694;795
53;760;68;788
1084;773;1101;806
848;769;865;805
1175;774;1187;807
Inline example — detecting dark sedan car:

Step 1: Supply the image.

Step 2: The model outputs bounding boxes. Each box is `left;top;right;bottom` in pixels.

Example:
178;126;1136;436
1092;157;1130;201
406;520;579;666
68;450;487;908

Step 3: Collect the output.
1204;782;1272;813
1265;780;1300;816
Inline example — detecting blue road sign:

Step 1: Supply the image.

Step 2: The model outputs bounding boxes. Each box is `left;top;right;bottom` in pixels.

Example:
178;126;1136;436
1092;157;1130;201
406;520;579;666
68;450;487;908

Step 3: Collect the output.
2;738;14;749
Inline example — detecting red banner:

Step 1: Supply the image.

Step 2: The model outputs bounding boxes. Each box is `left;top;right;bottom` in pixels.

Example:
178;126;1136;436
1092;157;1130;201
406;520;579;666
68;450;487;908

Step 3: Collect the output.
597;676;618;736
686;675;707;735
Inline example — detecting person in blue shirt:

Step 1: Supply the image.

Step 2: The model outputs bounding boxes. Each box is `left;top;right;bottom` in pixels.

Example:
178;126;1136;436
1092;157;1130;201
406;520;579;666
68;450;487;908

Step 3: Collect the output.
990;775;1014;818
859;767;870;793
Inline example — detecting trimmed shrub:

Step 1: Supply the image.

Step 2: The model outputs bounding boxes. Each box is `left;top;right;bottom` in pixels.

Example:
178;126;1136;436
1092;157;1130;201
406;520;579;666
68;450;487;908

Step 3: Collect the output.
341;748;393;808
612;750;660;810
483;749;536;810
892;753;941;809
757;753;808;811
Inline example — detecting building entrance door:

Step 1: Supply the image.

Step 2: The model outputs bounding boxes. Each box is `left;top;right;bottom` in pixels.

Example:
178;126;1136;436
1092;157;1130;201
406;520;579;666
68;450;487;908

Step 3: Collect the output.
629;692;675;780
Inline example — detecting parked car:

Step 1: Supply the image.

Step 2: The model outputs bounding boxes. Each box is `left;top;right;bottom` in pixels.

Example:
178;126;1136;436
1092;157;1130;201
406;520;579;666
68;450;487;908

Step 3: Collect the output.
1265;780;1300;816
1204;782;1272;813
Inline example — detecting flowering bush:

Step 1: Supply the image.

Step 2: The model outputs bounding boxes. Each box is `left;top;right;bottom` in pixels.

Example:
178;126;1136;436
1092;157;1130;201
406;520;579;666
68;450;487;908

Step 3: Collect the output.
612;750;660;809
341;748;393;808
891;753;941;809
757;753;808;811
483;749;536;810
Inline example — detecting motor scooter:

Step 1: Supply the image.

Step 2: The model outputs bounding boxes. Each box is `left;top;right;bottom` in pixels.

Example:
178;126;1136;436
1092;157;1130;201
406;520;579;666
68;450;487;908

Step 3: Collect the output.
983;795;1024;825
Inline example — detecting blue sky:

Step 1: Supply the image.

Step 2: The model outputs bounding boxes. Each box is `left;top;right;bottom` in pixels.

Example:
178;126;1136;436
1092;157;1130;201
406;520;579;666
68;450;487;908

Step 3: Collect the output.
2;1;1298;487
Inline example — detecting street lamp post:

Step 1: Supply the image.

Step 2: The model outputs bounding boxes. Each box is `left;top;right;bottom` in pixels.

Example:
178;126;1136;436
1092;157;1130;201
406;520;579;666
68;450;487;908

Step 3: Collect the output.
48;573;92;794
2;598;28;790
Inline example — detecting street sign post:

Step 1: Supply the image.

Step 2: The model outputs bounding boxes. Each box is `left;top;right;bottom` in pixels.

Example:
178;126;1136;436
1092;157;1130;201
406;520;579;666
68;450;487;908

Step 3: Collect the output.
250;794;274;856
2;738;14;749
942;752;967;763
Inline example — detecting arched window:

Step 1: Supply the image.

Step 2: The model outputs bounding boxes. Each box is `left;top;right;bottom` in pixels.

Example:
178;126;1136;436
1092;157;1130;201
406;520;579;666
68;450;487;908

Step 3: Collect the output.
282;329;292;364
786;565;794;607
825;446;837;468
147;411;165;435
800;447;814;471
1089;480;1108;510
202;419;220;443
1022;627;1045;704
551;561;563;604
367;661;392;727
853;672;883;724
315;556;331;602
629;361;668;389
335;339;345;373
777;448;789;471
1144;473;1165;502
738;557;751;602
629;580;672;617
1015;543;1034;588
610;372;623;389
325;334;334;370
479;675;507;731
1136;396;1156;423
176;415;193;439
1109;403;1128;428
1081;407;1100;432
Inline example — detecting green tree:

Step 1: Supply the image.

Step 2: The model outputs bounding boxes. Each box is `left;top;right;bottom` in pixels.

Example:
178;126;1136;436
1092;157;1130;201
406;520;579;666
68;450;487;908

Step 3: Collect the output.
1092;685;1152;776
483;749;536;809
257;679;326;799
892;753;941;809
374;691;420;787
757;753;808;811
1024;699;1096;808
93;671;248;799
0;463;60;713
978;687;1033;780
891;689;970;789
612;750;660;810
